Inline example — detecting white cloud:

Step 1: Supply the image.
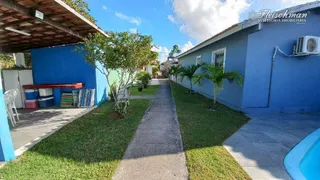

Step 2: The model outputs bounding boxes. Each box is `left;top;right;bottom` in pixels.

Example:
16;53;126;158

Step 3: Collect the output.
171;0;314;43
115;12;142;26
152;41;194;62
167;15;176;23
152;46;170;62
102;5;108;10
129;28;138;34
151;46;160;53
180;41;194;53
172;0;250;42
281;0;316;8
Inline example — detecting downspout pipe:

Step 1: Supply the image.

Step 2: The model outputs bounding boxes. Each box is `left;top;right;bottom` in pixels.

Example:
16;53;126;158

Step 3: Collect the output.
267;47;278;108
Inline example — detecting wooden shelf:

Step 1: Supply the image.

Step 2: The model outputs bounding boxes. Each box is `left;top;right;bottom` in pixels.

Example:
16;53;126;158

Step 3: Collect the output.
23;83;84;89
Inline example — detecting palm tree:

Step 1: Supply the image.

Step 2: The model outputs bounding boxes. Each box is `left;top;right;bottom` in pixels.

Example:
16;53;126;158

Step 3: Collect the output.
169;45;181;57
168;65;181;82
193;64;243;108
179;64;202;94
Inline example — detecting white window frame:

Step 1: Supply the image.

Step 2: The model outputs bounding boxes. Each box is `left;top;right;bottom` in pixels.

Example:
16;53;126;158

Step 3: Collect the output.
196;55;202;65
211;47;227;71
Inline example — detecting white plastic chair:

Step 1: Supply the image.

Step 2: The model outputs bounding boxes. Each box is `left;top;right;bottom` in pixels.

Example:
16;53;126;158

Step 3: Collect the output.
117;88;130;105
4;89;20;122
11;89;20;121
4;93;16;127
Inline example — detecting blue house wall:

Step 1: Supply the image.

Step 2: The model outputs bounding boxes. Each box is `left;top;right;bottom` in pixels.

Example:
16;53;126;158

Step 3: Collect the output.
243;10;320;113
0;70;15;162
178;30;249;109
178;9;320;113
31;44;108;106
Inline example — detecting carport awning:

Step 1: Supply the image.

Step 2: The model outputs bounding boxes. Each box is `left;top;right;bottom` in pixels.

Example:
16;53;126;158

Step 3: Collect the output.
0;0;108;53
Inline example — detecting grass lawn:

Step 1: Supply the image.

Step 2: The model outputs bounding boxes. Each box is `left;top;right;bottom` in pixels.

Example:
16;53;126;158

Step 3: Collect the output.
0;100;151;180
170;82;251;180
130;85;160;96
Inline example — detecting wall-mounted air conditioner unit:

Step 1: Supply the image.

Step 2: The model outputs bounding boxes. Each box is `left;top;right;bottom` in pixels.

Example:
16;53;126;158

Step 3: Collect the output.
295;36;320;56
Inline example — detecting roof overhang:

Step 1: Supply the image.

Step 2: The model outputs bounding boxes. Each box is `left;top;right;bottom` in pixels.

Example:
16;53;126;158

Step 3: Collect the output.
0;0;108;53
177;1;320;59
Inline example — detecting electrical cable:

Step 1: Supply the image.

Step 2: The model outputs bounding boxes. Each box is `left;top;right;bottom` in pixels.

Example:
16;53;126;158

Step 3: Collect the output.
273;46;295;59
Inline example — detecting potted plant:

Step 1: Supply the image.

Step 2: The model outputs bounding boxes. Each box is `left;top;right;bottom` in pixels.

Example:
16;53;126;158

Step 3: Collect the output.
137;80;143;92
136;71;152;88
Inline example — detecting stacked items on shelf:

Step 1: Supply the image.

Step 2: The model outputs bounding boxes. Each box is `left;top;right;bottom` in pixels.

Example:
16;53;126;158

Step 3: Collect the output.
60;93;73;107
72;91;79;106
38;88;54;108
60;92;76;108
77;89;95;107
25;89;39;109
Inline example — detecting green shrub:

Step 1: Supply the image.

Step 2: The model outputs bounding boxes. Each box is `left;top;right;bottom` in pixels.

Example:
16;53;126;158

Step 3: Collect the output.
136;71;151;88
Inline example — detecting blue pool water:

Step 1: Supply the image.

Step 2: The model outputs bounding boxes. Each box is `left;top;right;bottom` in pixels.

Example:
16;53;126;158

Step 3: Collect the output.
300;139;320;180
284;128;320;180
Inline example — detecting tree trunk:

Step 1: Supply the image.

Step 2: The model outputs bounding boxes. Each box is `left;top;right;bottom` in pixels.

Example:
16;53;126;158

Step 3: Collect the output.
190;80;192;94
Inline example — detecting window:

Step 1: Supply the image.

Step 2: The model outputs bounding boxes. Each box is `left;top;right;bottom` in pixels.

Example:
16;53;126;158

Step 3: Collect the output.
211;48;226;70
196;55;202;65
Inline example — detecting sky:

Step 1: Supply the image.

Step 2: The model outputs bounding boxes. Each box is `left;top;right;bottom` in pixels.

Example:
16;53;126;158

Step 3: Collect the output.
87;0;316;62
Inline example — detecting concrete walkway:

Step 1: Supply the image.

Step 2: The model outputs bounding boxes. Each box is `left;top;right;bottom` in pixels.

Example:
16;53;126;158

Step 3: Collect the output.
224;113;320;180
112;80;188;180
11;107;95;157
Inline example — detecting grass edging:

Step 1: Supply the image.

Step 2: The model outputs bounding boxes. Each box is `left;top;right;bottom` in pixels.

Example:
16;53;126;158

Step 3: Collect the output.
0;100;151;180
170;80;189;176
170;81;251;180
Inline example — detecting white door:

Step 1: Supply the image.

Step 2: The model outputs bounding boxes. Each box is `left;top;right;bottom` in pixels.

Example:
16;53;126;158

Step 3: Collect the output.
18;70;34;108
2;70;23;108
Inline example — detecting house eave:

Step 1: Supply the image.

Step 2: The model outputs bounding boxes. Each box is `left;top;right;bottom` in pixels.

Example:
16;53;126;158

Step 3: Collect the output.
176;1;320;59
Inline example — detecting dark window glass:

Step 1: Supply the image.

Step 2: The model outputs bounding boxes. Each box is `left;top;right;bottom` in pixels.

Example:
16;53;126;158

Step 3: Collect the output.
215;52;224;67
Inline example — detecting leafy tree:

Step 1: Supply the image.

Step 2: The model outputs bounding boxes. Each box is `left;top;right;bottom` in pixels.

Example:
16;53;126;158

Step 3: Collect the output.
64;0;96;23
152;52;159;61
193;64;243;108
75;32;155;116
179;64;202;94
168;65;181;83
151;60;160;66
169;45;181;57
0;53;32;69
0;54;15;69
152;66;159;78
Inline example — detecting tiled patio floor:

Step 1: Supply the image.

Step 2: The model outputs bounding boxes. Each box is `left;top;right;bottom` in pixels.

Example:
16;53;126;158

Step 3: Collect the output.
224;113;320;180
10;107;94;156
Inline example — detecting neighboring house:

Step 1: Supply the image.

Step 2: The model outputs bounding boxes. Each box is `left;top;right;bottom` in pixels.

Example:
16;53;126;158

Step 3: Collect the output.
177;2;320;113
163;61;169;71
141;64;153;75
160;64;165;71
166;57;179;69
146;65;153;75
166;58;179;81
